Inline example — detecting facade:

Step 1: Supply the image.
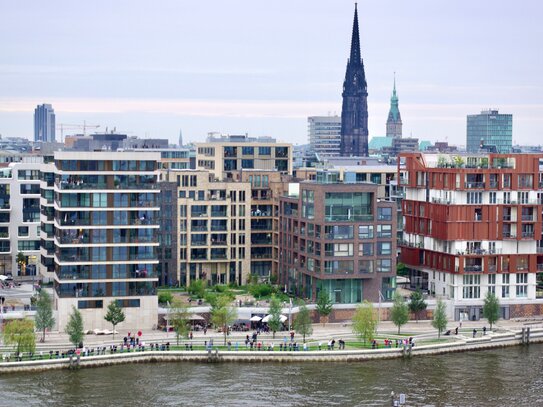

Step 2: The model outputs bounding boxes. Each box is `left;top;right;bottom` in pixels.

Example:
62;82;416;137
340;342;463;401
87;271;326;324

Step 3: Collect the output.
467;109;513;154
308;116;342;158
382;137;419;157
0;157;44;278
34;104;56;143
279;173;397;303
165;170;252;286
51;151;160;330
340;4;369;158
196;134;292;180
399;152;543;320
386;78;402;138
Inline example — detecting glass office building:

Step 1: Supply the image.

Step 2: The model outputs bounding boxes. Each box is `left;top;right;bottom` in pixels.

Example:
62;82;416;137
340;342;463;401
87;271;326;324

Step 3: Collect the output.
467;109;512;153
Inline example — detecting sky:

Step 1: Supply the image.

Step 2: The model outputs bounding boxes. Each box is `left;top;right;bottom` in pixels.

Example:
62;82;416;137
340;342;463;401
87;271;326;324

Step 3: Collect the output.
1;0;542;146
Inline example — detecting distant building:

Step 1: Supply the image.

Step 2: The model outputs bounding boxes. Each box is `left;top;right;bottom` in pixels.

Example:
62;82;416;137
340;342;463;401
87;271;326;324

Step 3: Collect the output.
308;116;341;158
368;137;393;155
467;109;512;153
382;137;419;157
386;78;402;138
340;4;369;157
34;104;56;143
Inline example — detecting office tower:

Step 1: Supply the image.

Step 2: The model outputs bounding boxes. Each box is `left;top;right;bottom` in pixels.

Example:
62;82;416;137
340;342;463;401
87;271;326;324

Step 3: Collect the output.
308;115;342;158
467;109;512;153
340;4;369;157
34;104;56;143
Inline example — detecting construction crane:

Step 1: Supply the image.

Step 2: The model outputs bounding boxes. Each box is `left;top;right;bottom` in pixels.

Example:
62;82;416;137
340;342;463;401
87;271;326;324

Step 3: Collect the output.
56;121;100;142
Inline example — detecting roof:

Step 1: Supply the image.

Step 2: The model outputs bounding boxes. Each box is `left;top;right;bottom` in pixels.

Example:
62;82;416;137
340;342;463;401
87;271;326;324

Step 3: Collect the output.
368;137;393;150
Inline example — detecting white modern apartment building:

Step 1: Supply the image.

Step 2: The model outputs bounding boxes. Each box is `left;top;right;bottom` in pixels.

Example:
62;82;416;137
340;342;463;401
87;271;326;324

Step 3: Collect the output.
308;115;341;158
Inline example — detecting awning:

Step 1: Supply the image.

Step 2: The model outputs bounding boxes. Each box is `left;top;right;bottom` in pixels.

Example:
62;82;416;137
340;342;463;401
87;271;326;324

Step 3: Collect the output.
250;315;262;322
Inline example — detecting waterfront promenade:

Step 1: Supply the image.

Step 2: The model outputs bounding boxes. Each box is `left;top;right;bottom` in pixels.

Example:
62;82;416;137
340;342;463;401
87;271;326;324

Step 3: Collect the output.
1;318;542;373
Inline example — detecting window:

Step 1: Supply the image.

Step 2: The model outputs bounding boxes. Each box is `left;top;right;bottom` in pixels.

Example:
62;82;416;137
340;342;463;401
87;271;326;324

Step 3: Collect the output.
259;146;271;155
378;207;392;221
467;192;482;204
358;243;373;256
376;259;392;272
325;192;373;222
489;192;497;204
241;159;254;169
18;226;29;237
242;146;254;155
377;224;392;238
463;275;481;299
358;225;374;239
377;242;392;255
325;225;353;240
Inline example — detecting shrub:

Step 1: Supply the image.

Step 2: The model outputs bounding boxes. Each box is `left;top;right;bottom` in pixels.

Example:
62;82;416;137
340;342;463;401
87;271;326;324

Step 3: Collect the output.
158;291;173;305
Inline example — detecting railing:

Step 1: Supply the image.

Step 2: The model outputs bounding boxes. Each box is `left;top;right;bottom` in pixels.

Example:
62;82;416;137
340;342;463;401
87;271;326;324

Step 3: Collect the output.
521;232;534;238
537;264;543;271
503;232;516;239
502;215;512;221
489;181;499;188
465;182;485;189
521;215;534;221
210;211;227;217
211;240;227;246
210;254;227;260
464;265;483;272
191;226;207;231
210;226;227;231
488;265;497;272
191;241;207;246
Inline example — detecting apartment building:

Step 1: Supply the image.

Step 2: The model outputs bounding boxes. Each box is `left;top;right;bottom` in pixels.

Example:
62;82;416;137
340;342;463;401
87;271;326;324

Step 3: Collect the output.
165;170;252;286
279;172;397;303
196;134;292;180
399;152;543;320
0;156;44;278
51;151;161;330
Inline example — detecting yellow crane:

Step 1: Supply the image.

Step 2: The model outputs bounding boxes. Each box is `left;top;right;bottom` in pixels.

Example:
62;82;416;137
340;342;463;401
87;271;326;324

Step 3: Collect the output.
56;122;100;142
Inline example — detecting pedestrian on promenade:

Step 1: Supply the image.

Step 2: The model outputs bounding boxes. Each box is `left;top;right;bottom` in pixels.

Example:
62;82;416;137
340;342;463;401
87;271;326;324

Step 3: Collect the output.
455;327;458;335
483;326;487;335
473;329;477;338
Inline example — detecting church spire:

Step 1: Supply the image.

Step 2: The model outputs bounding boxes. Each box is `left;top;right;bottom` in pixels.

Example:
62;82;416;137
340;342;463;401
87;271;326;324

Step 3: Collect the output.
349;3;361;64
386;74;402;138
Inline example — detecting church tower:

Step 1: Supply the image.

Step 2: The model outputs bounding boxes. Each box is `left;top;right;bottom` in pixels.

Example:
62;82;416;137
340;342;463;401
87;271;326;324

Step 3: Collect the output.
386;75;402;138
340;3;369;157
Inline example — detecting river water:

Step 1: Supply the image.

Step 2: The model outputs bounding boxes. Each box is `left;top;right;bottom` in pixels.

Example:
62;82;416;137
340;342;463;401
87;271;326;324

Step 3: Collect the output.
0;344;541;407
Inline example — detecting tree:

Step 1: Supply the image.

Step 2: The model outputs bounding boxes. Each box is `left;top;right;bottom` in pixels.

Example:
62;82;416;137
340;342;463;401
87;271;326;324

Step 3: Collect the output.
294;301;313;343
210;296;237;345
432;299;448;339
267;294;282;338
16;252;27;275
104;301;125;340
65;306;84;348
2;319;36;356
409;289;427;322
482;291;500;330
390;291;409;334
352;301;378;344
188;280;206;299
158;291;173;305
316;289;333;325
169;297;191;345
35;289;55;342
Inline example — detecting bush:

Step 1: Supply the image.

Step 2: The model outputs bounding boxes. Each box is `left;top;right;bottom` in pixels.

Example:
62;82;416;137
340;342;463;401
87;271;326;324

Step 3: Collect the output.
158;291;173;305
248;284;273;299
213;285;229;293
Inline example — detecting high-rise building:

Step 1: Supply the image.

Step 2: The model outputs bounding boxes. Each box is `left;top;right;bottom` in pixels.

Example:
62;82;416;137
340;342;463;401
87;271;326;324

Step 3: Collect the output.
34;104;56;143
278;171;397;303
386;77;402;138
340;4;369;158
308;115;341;158
400;152;543;320
467;109;512;153
51;151;161;330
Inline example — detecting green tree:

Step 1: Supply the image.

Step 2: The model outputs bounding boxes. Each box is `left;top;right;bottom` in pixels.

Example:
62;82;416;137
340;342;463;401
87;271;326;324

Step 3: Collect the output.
65;306;84;348
169;297;191;345
34;289;55;343
188;280;206;299
409;289;427;322
352;300;378;344
432;299;448;339
2;319;36;356
294;301;313;343
482;291;500;330
316;289;333;325
104;301;125;340
158;291;173;305
390;291;409;334
210;296;237;345
267;294;282;338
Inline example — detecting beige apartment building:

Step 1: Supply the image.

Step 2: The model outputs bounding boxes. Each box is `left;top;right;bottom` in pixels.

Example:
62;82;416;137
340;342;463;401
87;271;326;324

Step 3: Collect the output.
164;169;252;286
196;134;292;181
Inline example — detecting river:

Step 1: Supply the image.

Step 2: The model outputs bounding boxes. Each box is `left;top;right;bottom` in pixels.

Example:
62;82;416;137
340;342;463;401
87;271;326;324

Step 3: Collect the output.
0;344;541;407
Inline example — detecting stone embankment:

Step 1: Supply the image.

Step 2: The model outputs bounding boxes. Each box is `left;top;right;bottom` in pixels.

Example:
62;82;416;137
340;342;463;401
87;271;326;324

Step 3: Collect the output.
1;327;541;373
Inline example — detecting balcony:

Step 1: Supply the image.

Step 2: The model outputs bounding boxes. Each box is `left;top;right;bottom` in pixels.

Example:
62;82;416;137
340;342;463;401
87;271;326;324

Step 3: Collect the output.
503;232;516;239
489;181;499;188
521;215;534;221
464;265;483;272
521;232;534;239
211;211;227;217
537;264;543;271
191;225;208;232
465;182;485;189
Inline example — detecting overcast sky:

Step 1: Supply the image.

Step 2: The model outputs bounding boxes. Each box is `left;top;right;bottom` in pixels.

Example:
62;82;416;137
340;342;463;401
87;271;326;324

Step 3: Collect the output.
1;0;542;146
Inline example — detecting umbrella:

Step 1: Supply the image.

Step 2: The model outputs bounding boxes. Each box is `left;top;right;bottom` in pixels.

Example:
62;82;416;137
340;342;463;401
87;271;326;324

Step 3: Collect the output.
250;315;262;322
261;315;271;323
280;315;288;323
0;275;8;281
189;314;205;321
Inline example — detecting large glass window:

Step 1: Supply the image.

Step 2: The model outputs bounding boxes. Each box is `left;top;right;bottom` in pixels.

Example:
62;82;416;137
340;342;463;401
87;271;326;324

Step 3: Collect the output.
377;224;392;238
325;192;373;222
358;225;374;239
325;225;353;240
